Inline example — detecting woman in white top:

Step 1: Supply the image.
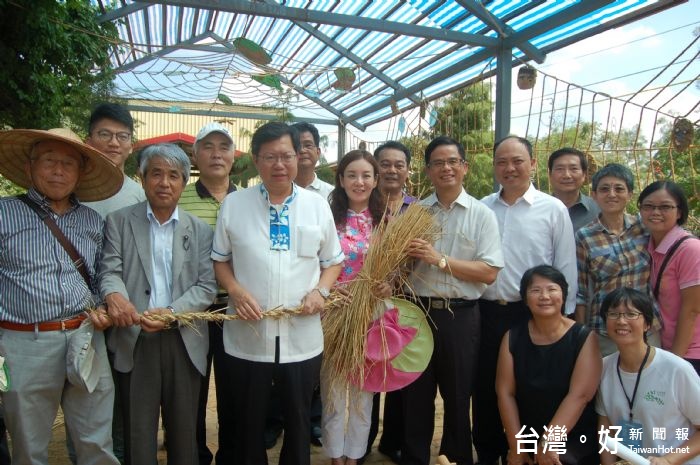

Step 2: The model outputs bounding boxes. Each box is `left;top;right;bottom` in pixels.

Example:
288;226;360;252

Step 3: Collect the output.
596;287;700;465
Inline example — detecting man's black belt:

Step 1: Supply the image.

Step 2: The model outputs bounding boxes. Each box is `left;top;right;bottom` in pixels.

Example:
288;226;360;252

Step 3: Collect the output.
416;296;478;310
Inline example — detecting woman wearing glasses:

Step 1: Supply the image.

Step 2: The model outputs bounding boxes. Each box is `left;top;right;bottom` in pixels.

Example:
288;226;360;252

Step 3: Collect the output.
596;288;700;465
497;265;601;465
638;181;700;375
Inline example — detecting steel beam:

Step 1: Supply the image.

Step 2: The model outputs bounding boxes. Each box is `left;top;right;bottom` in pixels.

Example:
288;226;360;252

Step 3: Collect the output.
127;0;499;47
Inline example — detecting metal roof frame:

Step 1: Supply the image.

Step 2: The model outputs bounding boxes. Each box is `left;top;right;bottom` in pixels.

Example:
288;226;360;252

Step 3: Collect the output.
95;0;686;134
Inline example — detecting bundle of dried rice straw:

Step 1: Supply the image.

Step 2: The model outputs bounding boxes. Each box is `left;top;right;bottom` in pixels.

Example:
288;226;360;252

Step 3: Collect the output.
321;203;439;387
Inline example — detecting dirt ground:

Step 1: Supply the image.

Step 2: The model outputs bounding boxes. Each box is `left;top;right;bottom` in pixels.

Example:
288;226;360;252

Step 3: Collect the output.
40;380;451;464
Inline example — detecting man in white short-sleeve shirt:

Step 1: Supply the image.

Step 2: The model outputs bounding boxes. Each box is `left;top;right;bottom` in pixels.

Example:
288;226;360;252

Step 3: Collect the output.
212;122;343;465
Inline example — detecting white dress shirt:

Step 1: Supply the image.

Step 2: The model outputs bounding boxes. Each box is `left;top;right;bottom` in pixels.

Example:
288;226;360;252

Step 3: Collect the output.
146;203;178;309
408;189;504;299
212;185;344;363
301;174;334;202
481;184;578;313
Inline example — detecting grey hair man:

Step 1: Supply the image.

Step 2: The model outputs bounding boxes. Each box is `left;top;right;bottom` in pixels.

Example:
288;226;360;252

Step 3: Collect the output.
179;122;238;465
100;143;217;465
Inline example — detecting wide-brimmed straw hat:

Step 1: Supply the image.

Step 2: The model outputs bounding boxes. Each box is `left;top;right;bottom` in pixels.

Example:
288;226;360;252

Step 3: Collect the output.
355;297;434;393
0;128;123;201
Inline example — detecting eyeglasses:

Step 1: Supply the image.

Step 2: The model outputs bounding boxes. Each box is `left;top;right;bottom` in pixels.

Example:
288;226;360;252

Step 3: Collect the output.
428;158;464;169
596;185;628;195
607;311;643;320
94;129;132;143
640;204;678;213
301;143;317;152
258;154;297;165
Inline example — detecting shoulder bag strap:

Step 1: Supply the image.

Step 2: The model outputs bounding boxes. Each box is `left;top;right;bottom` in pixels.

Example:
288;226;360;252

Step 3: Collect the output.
16;194;92;288
653;235;696;299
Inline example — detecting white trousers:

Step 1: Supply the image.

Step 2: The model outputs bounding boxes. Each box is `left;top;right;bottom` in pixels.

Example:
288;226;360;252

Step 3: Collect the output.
320;364;374;459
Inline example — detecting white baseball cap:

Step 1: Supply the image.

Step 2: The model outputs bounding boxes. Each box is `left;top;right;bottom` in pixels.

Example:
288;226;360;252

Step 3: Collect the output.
195;122;233;145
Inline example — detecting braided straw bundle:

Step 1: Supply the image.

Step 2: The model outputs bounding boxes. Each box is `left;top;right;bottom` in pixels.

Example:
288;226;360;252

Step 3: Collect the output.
321;203;439;387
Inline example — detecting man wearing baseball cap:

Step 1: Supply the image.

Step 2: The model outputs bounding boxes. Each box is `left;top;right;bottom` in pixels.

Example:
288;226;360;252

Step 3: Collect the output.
179;122;237;465
0;128;122;464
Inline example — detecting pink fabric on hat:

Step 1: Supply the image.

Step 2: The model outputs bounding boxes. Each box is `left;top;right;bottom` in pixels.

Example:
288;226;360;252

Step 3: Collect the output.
365;307;417;362
360;306;421;392
362;363;422;393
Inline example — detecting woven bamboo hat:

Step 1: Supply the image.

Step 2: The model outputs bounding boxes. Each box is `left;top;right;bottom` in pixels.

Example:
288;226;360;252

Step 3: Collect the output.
0;128;123;201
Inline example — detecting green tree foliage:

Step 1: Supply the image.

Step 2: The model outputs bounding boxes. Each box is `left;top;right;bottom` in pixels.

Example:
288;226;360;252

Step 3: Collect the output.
0;0;118;130
0;177;25;197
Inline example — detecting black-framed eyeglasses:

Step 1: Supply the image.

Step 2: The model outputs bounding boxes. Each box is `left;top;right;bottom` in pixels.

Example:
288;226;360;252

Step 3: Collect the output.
94;129;132;143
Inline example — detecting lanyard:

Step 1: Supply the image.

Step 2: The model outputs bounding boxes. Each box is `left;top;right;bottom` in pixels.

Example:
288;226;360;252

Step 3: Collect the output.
616;344;651;422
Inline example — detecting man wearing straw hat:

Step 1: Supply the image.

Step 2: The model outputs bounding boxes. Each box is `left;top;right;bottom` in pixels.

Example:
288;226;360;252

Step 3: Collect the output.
99;143;217;465
404;136;504;465
212;122;343;465
0;127;123;465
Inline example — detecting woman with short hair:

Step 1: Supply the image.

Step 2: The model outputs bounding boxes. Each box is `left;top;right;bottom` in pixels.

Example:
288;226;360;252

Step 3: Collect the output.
596;287;700;465
497;265;601;465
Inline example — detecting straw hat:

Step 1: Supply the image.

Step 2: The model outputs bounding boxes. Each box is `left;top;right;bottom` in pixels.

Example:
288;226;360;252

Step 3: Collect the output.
0;128;123;201
356;297;434;393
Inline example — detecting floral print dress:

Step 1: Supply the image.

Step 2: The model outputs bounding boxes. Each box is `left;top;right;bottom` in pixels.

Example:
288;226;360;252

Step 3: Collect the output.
337;208;373;285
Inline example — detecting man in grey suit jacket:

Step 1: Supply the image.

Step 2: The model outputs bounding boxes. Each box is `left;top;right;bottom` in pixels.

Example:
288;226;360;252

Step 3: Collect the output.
98;143;217;465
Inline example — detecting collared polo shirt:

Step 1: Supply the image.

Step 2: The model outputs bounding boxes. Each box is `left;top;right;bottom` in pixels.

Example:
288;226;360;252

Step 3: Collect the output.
178;179;236;228
212;184;343;363
409;189;503;299
481;184;578;313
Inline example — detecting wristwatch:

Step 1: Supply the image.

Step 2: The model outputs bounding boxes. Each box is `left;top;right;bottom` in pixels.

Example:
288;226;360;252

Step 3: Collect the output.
437;255;448;270
314;287;330;300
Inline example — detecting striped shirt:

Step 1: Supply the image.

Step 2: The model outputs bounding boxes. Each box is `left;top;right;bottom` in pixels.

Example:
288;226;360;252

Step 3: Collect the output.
575;213;659;335
0;189;103;323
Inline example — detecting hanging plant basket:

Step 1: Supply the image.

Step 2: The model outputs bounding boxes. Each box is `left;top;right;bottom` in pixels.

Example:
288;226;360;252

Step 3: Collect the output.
517;65;537;90
252;74;283;91
233;37;272;66
331;67;356;91
671;118;694;151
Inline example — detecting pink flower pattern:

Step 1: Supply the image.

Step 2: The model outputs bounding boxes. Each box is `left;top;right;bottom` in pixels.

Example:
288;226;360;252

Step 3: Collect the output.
336;208;373;284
